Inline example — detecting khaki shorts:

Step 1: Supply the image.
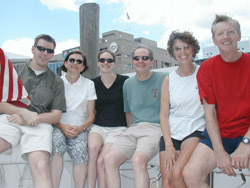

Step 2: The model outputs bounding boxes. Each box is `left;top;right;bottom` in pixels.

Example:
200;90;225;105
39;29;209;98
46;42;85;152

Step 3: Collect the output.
89;125;127;144
111;122;161;160
0;114;53;160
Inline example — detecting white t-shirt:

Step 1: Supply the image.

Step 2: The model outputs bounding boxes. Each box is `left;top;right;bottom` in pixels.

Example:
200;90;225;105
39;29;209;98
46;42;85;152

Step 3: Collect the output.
169;65;205;140
60;74;97;126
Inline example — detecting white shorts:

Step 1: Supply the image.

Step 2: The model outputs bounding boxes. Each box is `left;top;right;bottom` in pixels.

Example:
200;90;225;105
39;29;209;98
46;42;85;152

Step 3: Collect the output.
89;125;127;144
0;114;53;160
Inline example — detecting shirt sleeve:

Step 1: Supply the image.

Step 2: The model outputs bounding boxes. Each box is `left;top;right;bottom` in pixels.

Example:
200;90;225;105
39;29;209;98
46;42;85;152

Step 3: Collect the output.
51;77;66;112
196;61;216;105
88;80;97;100
122;80;130;112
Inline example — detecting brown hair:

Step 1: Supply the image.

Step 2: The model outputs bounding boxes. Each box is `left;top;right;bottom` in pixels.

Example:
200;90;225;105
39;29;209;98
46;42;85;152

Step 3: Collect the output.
34;34;56;49
167;30;200;59
61;50;88;74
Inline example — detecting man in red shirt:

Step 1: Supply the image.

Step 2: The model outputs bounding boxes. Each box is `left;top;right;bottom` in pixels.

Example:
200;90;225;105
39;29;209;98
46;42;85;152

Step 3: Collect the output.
183;14;250;188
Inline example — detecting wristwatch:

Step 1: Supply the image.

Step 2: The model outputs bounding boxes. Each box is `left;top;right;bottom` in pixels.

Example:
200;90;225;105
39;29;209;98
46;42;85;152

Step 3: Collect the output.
242;137;250;144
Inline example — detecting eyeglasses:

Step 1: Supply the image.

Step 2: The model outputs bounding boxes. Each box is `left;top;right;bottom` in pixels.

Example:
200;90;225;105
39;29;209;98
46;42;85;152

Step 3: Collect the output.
99;58;114;63
69;58;83;64
36;46;54;54
174;45;191;52
133;56;150;61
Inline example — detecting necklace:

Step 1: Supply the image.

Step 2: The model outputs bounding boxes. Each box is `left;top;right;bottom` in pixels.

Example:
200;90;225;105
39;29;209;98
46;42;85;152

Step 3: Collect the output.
176;64;196;76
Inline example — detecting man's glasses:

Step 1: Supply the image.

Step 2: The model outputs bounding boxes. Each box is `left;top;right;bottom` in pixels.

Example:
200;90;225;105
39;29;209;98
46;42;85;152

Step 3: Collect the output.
99;58;114;63
132;56;150;61
69;58;83;64
36;46;54;54
174;45;191;52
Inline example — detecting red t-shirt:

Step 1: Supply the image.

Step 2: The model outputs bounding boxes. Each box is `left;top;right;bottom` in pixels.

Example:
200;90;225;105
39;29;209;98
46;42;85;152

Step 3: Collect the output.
197;53;250;138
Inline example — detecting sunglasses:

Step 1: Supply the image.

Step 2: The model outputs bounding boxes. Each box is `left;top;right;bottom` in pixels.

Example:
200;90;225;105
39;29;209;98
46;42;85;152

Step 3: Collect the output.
99;58;114;63
69;58;83;64
133;56;150;61
174;45;191;52
36;46;54;54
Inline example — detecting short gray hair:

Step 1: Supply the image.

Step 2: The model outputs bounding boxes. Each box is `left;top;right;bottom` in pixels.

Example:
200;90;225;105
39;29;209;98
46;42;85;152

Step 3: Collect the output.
211;14;241;37
131;45;154;60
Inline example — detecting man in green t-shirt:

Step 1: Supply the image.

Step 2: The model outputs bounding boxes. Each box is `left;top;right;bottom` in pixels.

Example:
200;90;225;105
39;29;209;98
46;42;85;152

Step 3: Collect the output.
105;45;166;188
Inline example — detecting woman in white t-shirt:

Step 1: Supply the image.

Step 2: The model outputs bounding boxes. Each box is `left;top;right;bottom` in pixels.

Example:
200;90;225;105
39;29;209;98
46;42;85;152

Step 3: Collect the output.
159;31;205;188
50;50;97;188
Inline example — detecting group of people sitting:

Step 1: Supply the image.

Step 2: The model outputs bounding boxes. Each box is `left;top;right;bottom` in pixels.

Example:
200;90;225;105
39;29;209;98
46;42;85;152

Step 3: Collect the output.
0;14;249;188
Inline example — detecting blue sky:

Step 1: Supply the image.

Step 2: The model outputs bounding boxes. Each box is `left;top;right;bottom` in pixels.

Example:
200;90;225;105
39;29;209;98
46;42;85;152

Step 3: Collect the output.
1;0;250;58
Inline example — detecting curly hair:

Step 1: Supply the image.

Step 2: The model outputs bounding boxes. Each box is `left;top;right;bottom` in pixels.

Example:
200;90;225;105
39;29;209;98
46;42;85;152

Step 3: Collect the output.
167;30;200;59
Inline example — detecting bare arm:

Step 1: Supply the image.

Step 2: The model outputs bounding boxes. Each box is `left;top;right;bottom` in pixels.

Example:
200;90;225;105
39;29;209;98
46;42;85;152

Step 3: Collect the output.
125;112;133;127
0;102;39;126
75;100;96;134
203;98;236;176
160;76;176;170
231;127;250;170
38;109;62;124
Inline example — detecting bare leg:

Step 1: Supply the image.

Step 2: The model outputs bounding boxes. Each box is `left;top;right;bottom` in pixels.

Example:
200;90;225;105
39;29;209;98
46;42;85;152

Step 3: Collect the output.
87;132;104;188
131;151;150;188
50;153;64;188
97;143;113;188
104;150;127;188
159;150;174;188
73;163;87;188
26;151;53;188
183;143;216;188
0;138;12;153
171;137;200;188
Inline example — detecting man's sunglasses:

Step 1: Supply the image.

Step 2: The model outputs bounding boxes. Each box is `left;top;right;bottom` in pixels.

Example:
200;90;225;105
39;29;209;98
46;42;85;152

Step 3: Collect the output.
36;46;54;54
133;56;150;61
99;58;114;63
69;58;83;64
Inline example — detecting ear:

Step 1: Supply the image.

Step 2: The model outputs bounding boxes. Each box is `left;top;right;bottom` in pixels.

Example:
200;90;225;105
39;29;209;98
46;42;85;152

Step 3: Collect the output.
150;60;155;67
212;36;218;46
31;46;36;55
64;61;68;69
81;65;85;72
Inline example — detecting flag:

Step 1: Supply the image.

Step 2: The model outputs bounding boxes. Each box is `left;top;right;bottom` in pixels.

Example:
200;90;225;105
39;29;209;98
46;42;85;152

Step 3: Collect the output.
0;48;30;107
126;12;130;20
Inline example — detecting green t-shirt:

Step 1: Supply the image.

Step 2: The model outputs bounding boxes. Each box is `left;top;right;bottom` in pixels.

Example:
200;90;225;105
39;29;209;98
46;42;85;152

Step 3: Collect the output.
123;72;166;124
15;63;66;114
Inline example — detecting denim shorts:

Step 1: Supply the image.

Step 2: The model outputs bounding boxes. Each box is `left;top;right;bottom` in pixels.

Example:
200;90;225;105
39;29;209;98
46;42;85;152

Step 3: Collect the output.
51;127;89;165
199;129;243;154
160;131;202;152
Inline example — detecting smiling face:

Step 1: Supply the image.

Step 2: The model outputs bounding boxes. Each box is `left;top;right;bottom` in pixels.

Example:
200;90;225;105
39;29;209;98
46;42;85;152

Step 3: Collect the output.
64;53;85;75
31;39;55;70
97;52;115;73
173;39;193;65
212;21;241;53
132;48;154;75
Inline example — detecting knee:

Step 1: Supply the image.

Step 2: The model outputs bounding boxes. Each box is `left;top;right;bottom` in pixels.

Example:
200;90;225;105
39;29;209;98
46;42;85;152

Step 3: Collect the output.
131;154;148;171
183;163;197;186
88;143;101;158
162;176;172;188
97;155;105;170
34;158;50;173
104;152;116;169
172;167;183;183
